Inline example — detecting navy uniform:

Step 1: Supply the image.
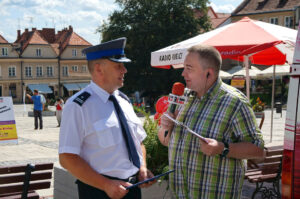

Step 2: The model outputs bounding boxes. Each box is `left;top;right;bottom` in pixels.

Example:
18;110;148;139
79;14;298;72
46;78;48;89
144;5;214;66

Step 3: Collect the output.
59;38;148;199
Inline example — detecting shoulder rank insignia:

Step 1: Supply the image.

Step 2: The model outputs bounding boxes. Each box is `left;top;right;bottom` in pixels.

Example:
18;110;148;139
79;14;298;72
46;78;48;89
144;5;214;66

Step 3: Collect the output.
73;92;91;106
118;91;131;104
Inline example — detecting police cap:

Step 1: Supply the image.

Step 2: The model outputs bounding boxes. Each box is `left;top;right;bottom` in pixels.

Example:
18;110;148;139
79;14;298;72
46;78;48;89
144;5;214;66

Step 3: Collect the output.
82;37;131;63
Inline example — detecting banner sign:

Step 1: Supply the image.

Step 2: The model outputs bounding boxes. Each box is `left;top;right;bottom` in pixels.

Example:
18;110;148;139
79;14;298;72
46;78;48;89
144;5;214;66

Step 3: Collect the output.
231;75;245;88
0;97;18;144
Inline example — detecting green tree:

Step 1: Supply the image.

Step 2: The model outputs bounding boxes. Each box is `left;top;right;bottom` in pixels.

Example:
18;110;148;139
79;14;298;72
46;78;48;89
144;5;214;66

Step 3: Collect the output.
98;0;210;106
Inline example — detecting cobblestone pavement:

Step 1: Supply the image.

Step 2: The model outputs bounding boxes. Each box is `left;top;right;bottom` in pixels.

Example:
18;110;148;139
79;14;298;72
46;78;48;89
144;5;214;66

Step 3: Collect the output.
0;104;286;198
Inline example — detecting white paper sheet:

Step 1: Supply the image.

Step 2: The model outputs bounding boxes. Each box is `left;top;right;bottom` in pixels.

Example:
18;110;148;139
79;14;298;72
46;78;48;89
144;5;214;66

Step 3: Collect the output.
163;113;208;143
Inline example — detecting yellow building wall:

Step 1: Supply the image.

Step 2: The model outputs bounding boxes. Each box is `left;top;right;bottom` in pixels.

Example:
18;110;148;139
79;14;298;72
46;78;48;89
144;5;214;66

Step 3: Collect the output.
232;11;295;28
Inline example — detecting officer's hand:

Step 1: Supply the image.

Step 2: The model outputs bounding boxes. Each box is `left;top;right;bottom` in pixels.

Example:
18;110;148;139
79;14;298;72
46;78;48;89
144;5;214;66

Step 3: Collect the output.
104;179;130;199
199;138;224;156
138;166;156;188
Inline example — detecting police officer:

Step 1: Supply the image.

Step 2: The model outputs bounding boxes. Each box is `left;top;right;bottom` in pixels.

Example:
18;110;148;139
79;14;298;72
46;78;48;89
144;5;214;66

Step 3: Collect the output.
59;38;155;199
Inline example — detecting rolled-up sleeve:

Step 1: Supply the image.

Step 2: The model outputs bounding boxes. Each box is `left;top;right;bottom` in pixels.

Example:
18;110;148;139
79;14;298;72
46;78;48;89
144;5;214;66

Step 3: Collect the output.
232;102;264;149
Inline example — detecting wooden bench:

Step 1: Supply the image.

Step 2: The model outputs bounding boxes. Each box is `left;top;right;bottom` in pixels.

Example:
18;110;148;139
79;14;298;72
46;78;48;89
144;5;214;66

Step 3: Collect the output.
245;146;283;199
0;163;53;199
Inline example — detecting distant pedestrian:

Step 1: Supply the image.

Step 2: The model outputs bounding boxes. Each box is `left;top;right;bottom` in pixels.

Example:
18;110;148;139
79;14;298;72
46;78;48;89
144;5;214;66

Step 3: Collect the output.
55;98;64;127
26;89;46;130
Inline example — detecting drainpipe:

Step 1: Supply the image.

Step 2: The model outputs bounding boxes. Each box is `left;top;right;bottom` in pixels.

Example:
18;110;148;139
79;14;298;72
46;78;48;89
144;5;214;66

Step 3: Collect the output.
58;56;61;97
295;6;300;29
20;59;23;103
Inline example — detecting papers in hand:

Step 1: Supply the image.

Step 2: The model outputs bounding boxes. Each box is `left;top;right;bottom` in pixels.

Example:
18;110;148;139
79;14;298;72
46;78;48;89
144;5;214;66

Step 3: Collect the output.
163;113;208;143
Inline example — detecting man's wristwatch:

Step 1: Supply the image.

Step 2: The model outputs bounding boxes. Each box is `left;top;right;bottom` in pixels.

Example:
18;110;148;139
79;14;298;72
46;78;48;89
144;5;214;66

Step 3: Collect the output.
220;142;229;158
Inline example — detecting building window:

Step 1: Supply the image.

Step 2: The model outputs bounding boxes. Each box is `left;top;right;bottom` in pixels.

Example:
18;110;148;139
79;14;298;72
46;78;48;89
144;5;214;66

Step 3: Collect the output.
36;66;43;77
72;49;77;57
25;66;32;77
71;65;78;72
1;48;8;56
270;17;278;25
8;66;16;77
62;66;68;76
47;66;53;77
36;49;42;56
82;65;87;72
285;16;293;28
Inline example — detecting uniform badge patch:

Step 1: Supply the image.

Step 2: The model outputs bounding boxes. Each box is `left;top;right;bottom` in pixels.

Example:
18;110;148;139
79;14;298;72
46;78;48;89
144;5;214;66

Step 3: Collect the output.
73;92;91;106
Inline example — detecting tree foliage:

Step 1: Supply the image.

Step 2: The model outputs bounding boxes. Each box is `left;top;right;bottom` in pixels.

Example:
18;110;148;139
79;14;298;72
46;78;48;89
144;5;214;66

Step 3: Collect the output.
98;0;210;105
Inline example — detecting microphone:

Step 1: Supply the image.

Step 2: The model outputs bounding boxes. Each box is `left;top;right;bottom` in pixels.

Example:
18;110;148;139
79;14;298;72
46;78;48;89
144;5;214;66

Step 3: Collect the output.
164;82;185;137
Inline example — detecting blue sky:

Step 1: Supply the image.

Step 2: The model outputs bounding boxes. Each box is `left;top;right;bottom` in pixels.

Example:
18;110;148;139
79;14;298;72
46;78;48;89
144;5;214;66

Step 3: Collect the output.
0;0;243;45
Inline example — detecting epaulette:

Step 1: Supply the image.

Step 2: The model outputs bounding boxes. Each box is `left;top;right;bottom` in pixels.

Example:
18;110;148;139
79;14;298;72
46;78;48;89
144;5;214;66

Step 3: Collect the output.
73;92;91;106
118;91;131;104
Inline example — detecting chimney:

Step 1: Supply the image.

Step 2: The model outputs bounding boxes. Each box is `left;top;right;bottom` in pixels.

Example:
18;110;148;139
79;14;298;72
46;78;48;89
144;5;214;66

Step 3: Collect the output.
32;27;36;31
17;30;21;40
69;25;73;32
25;28;28;33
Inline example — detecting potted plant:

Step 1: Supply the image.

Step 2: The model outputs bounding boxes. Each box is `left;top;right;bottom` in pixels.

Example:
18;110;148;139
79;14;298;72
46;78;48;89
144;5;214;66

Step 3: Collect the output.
134;107;173;198
252;97;265;118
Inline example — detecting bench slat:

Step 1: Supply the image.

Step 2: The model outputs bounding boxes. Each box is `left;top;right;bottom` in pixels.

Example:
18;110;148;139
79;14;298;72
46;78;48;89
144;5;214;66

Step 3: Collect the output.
266;149;283;156
0;181;50;194
0;163;53;175
247;173;277;182
0;172;52;184
0;190;39;199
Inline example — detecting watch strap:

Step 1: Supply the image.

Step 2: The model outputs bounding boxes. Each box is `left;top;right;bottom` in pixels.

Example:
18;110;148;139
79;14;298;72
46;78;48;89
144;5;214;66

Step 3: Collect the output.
220;142;229;158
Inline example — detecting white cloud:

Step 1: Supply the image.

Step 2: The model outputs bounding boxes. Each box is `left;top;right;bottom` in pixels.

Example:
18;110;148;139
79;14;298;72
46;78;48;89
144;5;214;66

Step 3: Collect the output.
209;2;236;13
0;0;242;44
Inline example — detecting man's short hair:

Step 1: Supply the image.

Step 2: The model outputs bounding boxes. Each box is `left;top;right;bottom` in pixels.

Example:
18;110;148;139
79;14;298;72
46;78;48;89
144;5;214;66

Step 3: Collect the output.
33;89;39;93
87;59;105;73
187;45;222;73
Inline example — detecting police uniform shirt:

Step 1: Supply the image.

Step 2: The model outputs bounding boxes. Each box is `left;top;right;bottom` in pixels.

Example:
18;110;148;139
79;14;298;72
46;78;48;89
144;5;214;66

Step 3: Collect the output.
59;81;147;179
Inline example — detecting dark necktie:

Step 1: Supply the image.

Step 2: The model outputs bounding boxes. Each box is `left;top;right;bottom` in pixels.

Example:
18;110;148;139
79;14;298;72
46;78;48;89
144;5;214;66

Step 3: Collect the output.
109;95;141;168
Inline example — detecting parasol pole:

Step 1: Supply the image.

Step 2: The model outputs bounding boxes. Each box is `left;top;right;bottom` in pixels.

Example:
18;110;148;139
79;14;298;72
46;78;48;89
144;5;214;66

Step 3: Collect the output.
244;55;250;99
270;64;276;143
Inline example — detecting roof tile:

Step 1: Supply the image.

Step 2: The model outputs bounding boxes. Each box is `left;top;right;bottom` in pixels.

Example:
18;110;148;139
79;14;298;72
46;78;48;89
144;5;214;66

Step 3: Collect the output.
0;34;9;44
233;0;300;15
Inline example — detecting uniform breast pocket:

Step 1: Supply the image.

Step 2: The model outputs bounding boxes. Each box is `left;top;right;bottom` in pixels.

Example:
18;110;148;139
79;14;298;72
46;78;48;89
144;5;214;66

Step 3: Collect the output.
93;118;121;148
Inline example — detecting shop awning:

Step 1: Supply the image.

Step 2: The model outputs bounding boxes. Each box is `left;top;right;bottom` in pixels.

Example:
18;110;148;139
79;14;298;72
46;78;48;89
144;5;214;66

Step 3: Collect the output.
27;84;53;94
78;83;89;89
63;83;81;91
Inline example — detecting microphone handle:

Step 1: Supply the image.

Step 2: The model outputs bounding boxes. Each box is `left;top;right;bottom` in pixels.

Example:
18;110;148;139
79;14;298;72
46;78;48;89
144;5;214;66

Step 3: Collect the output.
164;99;177;138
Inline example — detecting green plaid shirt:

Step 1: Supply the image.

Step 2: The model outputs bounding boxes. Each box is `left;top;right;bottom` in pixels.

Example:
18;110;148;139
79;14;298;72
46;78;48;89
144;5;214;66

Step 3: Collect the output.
169;78;264;199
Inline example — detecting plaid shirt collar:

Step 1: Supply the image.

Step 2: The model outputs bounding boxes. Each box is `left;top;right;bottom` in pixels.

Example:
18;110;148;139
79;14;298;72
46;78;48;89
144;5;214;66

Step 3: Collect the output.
193;77;222;101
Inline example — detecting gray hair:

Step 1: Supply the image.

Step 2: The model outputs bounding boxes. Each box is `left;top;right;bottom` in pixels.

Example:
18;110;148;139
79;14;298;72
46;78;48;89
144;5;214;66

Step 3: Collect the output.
187;44;222;73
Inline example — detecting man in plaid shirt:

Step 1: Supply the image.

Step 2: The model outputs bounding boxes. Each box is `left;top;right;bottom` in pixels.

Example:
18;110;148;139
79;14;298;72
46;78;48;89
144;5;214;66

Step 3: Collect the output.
158;44;265;199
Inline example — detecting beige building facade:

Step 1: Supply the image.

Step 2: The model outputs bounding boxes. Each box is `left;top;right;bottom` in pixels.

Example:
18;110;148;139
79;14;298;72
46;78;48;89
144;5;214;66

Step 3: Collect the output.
231;0;300;30
0;26;92;103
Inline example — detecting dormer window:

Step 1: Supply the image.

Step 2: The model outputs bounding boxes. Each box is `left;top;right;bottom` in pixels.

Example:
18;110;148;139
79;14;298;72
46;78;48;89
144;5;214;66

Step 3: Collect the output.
72;49;77;57
1;48;8;56
36;48;41;57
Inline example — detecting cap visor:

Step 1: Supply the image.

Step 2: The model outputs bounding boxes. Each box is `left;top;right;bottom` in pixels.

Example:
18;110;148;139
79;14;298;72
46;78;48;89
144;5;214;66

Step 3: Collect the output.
109;57;131;63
